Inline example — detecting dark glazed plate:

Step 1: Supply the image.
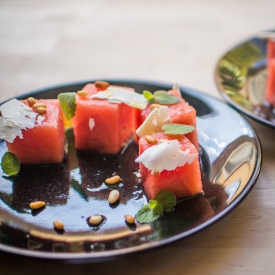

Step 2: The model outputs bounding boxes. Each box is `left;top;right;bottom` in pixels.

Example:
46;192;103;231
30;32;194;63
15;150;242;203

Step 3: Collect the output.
215;30;275;127
0;80;261;261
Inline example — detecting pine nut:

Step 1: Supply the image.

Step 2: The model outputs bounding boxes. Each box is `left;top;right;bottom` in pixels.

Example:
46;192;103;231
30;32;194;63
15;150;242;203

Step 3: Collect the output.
29;201;45;209
77;90;88;97
27;97;36;106
150;103;162;110
145;135;157;145
89;215;103;225
105;175;120;184
33;103;47;109
108;190;120;204
94;81;110;89
53;220;64;230
124;215;135;224
36;107;47;115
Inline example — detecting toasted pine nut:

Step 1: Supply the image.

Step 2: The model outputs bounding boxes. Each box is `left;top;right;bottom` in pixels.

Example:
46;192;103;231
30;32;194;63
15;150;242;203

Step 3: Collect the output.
33;103;47;109
89;215;103;225
150;103;162;110
30;201;45;210
77;90;88;97
27;97;36;106
105;175;120;185
36;107;47;115
53;220;64;230
124;215;135;224
145;135;157;145
108;190;120;204
94;81;110;89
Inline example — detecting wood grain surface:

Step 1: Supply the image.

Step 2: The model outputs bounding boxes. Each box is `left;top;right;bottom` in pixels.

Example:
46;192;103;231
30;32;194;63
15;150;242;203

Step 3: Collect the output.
0;0;275;274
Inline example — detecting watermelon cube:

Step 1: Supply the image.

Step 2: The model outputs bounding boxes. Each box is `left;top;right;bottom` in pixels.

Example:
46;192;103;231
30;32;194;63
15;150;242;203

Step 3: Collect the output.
6;99;65;164
73;83;134;154
267;39;275;62
138;132;202;200
265;59;275;107
265;40;275;107
134;89;199;150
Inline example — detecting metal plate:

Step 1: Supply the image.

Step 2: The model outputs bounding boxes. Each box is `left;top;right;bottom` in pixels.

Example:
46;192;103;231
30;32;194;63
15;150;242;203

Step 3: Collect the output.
0;80;262;261
215;30;275;127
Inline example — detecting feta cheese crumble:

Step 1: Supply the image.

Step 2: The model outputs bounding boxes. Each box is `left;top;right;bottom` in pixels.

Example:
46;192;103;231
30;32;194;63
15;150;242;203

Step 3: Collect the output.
0;99;37;142
89;118;95;131
136;106;171;138
91;86;148;109
37;115;45;125
172;83;182;98
135;140;198;174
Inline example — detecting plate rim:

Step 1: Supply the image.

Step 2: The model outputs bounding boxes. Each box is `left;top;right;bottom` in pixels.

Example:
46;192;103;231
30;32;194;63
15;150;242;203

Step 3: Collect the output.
214;30;275;128
0;79;262;261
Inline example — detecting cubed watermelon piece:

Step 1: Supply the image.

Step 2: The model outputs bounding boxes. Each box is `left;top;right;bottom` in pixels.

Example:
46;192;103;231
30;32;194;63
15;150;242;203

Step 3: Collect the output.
266;40;275;107
265;59;275;107
73;83;134;154
134;89;199;149
267;39;275;62
138;132;202;200
6;99;65;164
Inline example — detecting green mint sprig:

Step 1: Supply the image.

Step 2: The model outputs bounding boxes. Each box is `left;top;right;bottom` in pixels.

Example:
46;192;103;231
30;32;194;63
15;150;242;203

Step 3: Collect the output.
58;92;77;120
143;90;180;105
136;190;176;223
1;152;20;176
143;90;155;104
162;123;195;135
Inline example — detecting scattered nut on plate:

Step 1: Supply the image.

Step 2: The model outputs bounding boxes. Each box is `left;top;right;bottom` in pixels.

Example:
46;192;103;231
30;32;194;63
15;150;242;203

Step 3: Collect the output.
124;215;136;224
105;175;121;185
89;215;103;225
108;190;120;204
29;201;46;210
53;220;64;230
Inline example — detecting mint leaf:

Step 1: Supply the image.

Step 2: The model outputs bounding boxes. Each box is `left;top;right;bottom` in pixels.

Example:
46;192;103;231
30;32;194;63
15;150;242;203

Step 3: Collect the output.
136;190;178;223
162;123;194;135
58;92;77;120
143;90;180;105
149;199;158;209
143;90;155;104
154;203;164;215
155;190;176;212
136;204;159;223
154;90;180;105
1;152;20;176
137;199;163;223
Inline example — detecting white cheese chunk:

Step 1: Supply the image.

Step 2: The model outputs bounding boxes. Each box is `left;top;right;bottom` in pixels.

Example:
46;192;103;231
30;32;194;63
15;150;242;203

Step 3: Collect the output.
136;106;171;138
0;116;24;142
91;86;148;109
0;99;37;142
172;83;182;98
37;115;45;125
89;118;95;131
135;140;198;174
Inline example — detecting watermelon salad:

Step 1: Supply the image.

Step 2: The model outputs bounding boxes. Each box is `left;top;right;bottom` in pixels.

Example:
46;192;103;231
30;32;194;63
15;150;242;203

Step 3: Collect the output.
0;81;203;225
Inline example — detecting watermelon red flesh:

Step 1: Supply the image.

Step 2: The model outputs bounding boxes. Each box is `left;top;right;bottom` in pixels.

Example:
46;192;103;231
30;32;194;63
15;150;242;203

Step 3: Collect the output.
167;89;198;150
6;99;65;164
73;84;134;154
139;132;202;200
267;39;275;62
135;89;199;149
266;40;275;107
133;108;143;143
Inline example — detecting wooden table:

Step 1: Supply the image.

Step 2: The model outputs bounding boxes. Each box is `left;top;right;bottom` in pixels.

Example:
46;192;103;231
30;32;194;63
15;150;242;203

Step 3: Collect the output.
0;0;275;274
